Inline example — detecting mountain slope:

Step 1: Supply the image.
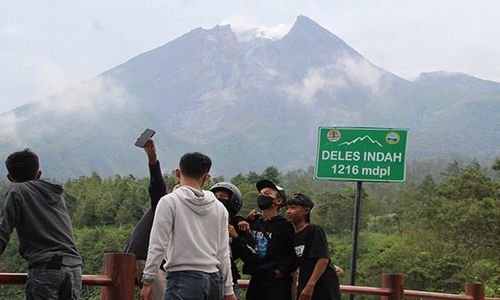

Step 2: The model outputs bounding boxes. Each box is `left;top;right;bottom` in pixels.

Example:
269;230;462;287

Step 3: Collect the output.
0;16;498;179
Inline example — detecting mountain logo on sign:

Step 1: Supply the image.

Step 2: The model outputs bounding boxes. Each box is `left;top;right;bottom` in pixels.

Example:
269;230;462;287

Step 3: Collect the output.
340;135;383;147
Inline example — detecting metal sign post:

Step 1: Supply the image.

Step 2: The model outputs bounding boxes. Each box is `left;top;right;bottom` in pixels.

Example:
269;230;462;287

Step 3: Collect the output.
349;181;362;300
315;127;408;300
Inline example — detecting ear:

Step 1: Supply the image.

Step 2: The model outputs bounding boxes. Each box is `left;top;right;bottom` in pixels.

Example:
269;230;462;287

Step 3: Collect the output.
6;174;14;182
35;170;42;179
175;169;181;179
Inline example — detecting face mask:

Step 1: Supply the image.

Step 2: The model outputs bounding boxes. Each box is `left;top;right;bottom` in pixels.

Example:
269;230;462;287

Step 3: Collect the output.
217;196;236;217
257;195;274;210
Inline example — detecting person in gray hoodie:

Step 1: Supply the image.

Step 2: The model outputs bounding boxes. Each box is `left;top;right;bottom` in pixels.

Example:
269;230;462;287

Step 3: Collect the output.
140;152;237;300
0;149;82;299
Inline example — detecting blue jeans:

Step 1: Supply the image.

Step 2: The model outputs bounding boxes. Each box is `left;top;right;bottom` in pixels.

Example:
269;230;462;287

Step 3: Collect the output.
26;266;82;300
165;270;222;300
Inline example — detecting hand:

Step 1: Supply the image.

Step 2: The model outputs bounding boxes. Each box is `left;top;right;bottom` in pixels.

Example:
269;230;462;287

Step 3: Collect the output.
223;294;237;300
228;224;238;239
334;265;344;275
247;209;261;220
299;283;314;300
274;269;284;279
238;220;250;232
144;139;157;165
140;284;152;300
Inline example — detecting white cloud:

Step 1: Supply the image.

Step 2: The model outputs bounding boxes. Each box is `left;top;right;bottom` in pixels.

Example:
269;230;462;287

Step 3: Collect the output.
281;68;346;105
0;76;135;146
280;52;384;105
38;76;134;118
0;112;28;147
221;16;291;42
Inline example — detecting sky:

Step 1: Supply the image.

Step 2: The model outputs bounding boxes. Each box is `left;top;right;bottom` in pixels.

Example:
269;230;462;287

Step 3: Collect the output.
1;0;499;113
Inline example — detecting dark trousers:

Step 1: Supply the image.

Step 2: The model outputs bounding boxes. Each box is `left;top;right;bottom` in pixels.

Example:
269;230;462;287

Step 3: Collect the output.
246;271;292;300
26;266;82;300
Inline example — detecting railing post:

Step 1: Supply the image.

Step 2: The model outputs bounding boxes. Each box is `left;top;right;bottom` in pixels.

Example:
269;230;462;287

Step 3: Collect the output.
466;283;485;300
381;274;405;300
101;253;136;300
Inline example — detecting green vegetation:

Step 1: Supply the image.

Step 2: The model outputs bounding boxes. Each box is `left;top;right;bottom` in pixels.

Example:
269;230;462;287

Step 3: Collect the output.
0;160;498;299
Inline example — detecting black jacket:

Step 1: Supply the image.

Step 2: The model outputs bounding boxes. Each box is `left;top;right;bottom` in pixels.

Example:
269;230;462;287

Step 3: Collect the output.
125;160;166;260
234;214;296;276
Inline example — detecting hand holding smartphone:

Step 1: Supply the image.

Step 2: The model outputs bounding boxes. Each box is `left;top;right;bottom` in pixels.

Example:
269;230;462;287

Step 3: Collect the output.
135;128;156;148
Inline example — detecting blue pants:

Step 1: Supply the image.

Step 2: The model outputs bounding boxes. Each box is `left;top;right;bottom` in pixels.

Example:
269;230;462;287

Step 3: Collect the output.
26;266;82;300
165;270;222;300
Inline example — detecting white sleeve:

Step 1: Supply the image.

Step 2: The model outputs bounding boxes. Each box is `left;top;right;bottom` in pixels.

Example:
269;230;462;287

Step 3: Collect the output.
143;195;174;281
217;208;234;295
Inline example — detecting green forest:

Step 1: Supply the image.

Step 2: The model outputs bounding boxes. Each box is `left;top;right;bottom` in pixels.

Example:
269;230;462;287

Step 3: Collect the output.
0;159;499;299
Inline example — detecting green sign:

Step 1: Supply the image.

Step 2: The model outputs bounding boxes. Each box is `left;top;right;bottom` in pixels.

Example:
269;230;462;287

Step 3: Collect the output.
315;127;408;182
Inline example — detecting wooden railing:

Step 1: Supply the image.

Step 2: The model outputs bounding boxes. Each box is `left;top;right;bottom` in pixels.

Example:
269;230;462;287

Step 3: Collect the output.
0;253;498;300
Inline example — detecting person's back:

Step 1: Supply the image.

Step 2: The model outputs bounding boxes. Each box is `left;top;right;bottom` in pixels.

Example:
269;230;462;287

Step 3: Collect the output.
141;152;237;300
155;186;227;272
0;149;82;299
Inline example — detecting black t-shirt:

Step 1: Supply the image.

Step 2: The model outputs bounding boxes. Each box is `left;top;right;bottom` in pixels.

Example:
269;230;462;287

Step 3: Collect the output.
293;224;341;300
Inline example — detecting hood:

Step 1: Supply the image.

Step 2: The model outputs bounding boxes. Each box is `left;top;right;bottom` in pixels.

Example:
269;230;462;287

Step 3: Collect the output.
17;180;64;205
175;186;217;216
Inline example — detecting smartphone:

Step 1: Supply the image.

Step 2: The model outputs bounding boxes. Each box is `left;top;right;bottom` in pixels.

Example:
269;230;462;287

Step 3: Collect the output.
134;128;156;148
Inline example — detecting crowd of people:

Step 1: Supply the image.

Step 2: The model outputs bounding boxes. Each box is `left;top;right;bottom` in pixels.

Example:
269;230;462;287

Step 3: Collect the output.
0;138;342;300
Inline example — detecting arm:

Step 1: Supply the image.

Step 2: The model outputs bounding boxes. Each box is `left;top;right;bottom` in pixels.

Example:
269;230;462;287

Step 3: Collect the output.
145;139;166;209
0;189;21;255
299;258;329;300
217;209;234;296
142;195;173;283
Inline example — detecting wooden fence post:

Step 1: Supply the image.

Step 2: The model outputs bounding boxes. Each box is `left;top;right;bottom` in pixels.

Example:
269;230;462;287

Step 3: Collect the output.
466;283;485;300
381;274;405;300
101;253;136;300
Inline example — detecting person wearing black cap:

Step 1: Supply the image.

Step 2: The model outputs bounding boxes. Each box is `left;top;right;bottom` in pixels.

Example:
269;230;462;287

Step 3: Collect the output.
285;193;341;300
236;179;296;300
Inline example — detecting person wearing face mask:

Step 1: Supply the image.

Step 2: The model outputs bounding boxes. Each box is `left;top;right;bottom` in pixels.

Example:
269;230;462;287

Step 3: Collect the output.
210;182;245;299
140;152;237;300
235;179;296;300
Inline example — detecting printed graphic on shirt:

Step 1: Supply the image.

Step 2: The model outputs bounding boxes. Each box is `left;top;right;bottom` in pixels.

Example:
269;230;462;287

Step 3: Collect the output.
295;245;305;258
251;230;271;258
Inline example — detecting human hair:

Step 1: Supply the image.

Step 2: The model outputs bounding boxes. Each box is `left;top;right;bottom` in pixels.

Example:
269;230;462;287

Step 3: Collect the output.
179;152;212;179
5;149;40;182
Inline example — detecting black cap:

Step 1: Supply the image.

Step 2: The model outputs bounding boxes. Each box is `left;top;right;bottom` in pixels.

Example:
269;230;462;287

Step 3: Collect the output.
287;193;314;209
256;179;286;202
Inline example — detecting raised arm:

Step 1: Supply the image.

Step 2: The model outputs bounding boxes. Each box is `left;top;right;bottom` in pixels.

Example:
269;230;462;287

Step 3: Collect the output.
145;139;166;209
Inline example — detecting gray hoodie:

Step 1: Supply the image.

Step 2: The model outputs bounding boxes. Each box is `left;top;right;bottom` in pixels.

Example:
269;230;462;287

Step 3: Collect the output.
0;180;81;267
143;186;234;295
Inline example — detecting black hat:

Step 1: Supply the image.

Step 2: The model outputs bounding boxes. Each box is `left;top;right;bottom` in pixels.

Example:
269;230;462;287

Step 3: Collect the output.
287;193;314;209
256;179;286;202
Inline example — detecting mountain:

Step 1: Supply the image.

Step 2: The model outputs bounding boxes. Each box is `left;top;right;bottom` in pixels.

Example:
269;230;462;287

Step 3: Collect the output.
1;16;499;180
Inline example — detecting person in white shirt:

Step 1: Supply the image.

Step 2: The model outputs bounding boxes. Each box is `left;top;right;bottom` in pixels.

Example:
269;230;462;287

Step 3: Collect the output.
140;152;237;300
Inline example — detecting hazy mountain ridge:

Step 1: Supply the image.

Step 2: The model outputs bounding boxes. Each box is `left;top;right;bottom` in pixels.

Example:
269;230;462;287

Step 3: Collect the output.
0;16;499;179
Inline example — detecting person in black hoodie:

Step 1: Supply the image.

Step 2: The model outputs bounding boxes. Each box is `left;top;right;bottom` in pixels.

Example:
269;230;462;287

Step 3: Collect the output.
209;182;245;299
125;138;168;299
0;149;82;299
236;179;296;300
